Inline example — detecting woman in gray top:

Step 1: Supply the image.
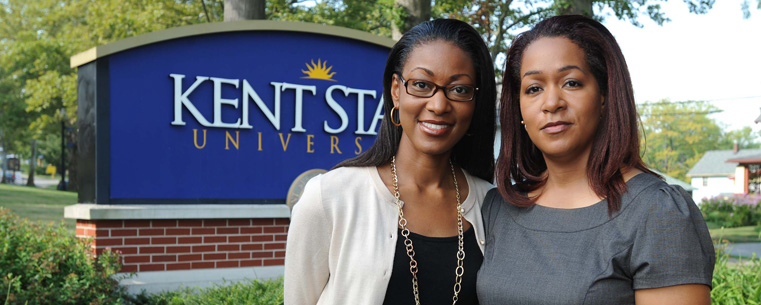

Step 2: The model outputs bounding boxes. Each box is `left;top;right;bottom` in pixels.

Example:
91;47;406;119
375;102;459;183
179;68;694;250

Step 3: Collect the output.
477;15;715;304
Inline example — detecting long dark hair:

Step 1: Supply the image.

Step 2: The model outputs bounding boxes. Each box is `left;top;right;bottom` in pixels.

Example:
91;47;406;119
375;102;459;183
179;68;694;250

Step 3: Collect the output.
497;15;656;213
335;19;497;182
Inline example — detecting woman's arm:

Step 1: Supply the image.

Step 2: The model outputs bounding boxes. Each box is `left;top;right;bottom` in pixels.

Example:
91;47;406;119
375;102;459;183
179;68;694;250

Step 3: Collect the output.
284;177;331;305
635;284;710;305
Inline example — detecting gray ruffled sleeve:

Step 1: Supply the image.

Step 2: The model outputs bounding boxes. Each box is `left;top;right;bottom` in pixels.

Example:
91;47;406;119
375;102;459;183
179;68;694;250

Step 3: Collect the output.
630;184;715;290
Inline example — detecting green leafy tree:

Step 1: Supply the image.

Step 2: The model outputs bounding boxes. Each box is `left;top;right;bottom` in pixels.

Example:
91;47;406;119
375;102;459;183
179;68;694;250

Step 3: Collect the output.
1;0;752;188
639;100;725;181
0;64;30;154
721;126;761;149
0;0;211;188
639;100;761;181
267;0;396;37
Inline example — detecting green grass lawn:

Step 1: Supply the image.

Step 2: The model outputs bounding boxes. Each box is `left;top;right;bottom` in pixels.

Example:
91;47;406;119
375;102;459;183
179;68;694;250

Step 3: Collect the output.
0;183;77;230
709;225;761;243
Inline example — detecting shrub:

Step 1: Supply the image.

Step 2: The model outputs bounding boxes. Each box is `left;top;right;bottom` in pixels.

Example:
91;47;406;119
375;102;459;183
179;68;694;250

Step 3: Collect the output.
0;207;129;305
712;244;761;304
701;194;761;228
35;164;48;176
125;279;284;305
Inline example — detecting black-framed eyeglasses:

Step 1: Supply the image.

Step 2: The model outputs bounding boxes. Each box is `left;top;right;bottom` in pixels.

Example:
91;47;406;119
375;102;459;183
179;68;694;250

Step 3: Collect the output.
397;74;478;102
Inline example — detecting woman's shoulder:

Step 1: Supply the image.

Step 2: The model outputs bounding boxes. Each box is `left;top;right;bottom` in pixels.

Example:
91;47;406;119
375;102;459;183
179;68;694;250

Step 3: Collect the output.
297;166;365;197
621;172;709;236
480;187;508;218
294;166;379;214
624;172;697;213
309;166;373;189
301;166;384;203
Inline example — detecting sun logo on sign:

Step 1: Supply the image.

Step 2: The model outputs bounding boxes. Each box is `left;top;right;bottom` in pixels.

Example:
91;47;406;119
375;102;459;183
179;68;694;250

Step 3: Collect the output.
301;59;337;82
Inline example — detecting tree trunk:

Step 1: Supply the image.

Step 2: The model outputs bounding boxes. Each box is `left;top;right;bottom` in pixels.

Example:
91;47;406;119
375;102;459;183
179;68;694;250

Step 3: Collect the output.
558;0;594;16
1;133;6;184
392;0;432;40
26;139;36;187
224;0;266;21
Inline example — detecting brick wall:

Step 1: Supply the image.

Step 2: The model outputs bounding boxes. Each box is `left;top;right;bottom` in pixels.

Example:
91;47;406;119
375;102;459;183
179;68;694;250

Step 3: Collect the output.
76;218;289;273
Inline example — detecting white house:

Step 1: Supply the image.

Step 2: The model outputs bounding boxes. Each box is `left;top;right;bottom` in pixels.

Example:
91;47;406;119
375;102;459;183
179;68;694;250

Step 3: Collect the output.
686;146;761;203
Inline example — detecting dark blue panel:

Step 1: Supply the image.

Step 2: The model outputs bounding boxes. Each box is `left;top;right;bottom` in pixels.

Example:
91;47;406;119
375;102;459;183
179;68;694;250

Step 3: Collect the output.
108;31;388;200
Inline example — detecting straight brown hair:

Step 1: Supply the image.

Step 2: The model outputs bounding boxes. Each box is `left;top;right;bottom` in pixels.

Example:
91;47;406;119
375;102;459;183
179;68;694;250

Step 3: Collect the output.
497;15;657;214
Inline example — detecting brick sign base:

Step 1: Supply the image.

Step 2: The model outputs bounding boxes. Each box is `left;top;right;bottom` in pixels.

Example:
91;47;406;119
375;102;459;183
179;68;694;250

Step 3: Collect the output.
76;218;288;273
65;203;291;293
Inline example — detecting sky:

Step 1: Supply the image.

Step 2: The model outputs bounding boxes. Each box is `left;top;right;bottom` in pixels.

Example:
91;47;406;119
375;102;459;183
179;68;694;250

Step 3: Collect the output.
600;0;761;133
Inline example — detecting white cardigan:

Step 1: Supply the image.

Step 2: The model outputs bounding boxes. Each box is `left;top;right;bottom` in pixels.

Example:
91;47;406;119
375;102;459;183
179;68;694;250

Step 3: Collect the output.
284;166;493;305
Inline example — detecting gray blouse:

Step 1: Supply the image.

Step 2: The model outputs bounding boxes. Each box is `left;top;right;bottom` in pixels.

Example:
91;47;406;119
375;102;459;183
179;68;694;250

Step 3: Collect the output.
476;173;715;305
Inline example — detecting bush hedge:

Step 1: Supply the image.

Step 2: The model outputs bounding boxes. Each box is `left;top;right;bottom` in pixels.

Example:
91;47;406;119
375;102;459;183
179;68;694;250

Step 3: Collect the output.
0;207;129;305
126;279;284;305
701;194;761;228
712;244;761;304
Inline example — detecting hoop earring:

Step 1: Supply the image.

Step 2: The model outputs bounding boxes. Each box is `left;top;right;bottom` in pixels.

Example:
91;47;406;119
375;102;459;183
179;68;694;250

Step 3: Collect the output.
390;106;401;127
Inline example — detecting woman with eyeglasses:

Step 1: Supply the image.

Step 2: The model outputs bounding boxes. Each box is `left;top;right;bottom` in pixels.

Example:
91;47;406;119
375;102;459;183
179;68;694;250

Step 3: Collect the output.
477;15;714;304
284;19;496;305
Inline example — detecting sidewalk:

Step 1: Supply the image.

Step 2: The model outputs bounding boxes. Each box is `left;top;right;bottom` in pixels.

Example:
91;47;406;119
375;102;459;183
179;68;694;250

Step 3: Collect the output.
15;173;60;189
726;243;761;259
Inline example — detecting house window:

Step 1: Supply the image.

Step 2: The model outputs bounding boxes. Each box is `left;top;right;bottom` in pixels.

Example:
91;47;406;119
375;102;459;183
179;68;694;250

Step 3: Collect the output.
703;177;708;187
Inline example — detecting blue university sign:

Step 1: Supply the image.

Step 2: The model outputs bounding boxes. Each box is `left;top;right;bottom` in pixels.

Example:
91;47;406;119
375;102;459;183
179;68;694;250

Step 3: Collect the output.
72;21;394;204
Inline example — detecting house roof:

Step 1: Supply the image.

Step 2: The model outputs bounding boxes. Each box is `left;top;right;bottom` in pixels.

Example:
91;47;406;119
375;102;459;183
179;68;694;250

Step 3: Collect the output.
687;148;761;177
650;169;696;191
726;153;761;164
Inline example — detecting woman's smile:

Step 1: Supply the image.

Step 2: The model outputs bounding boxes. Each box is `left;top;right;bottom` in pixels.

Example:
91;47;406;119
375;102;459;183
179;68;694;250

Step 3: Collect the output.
419;120;453;136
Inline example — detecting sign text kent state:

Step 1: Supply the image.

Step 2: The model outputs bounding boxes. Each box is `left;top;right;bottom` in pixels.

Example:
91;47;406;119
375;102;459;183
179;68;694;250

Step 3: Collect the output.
108;31;389;200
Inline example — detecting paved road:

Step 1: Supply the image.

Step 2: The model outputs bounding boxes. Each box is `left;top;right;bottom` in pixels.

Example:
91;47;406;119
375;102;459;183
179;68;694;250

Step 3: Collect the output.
727;243;761;259
12;172;60;189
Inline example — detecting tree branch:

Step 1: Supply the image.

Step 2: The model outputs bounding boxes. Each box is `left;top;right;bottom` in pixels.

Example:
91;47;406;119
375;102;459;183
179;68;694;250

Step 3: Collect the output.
503;6;552;33
489;0;513;60
200;0;212;23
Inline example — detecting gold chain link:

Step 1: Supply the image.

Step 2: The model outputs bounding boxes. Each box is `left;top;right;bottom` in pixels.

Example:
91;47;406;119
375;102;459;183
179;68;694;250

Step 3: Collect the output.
391;156;465;305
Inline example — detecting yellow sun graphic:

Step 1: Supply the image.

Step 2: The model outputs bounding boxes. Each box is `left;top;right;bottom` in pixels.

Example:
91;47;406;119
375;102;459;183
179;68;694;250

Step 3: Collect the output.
301;59;337;82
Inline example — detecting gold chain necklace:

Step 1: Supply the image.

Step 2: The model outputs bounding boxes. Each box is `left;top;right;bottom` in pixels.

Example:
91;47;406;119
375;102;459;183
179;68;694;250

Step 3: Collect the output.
391;156;465;305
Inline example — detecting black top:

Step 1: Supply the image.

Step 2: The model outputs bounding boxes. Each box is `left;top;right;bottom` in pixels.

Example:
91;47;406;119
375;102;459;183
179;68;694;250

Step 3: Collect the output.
384;226;482;305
